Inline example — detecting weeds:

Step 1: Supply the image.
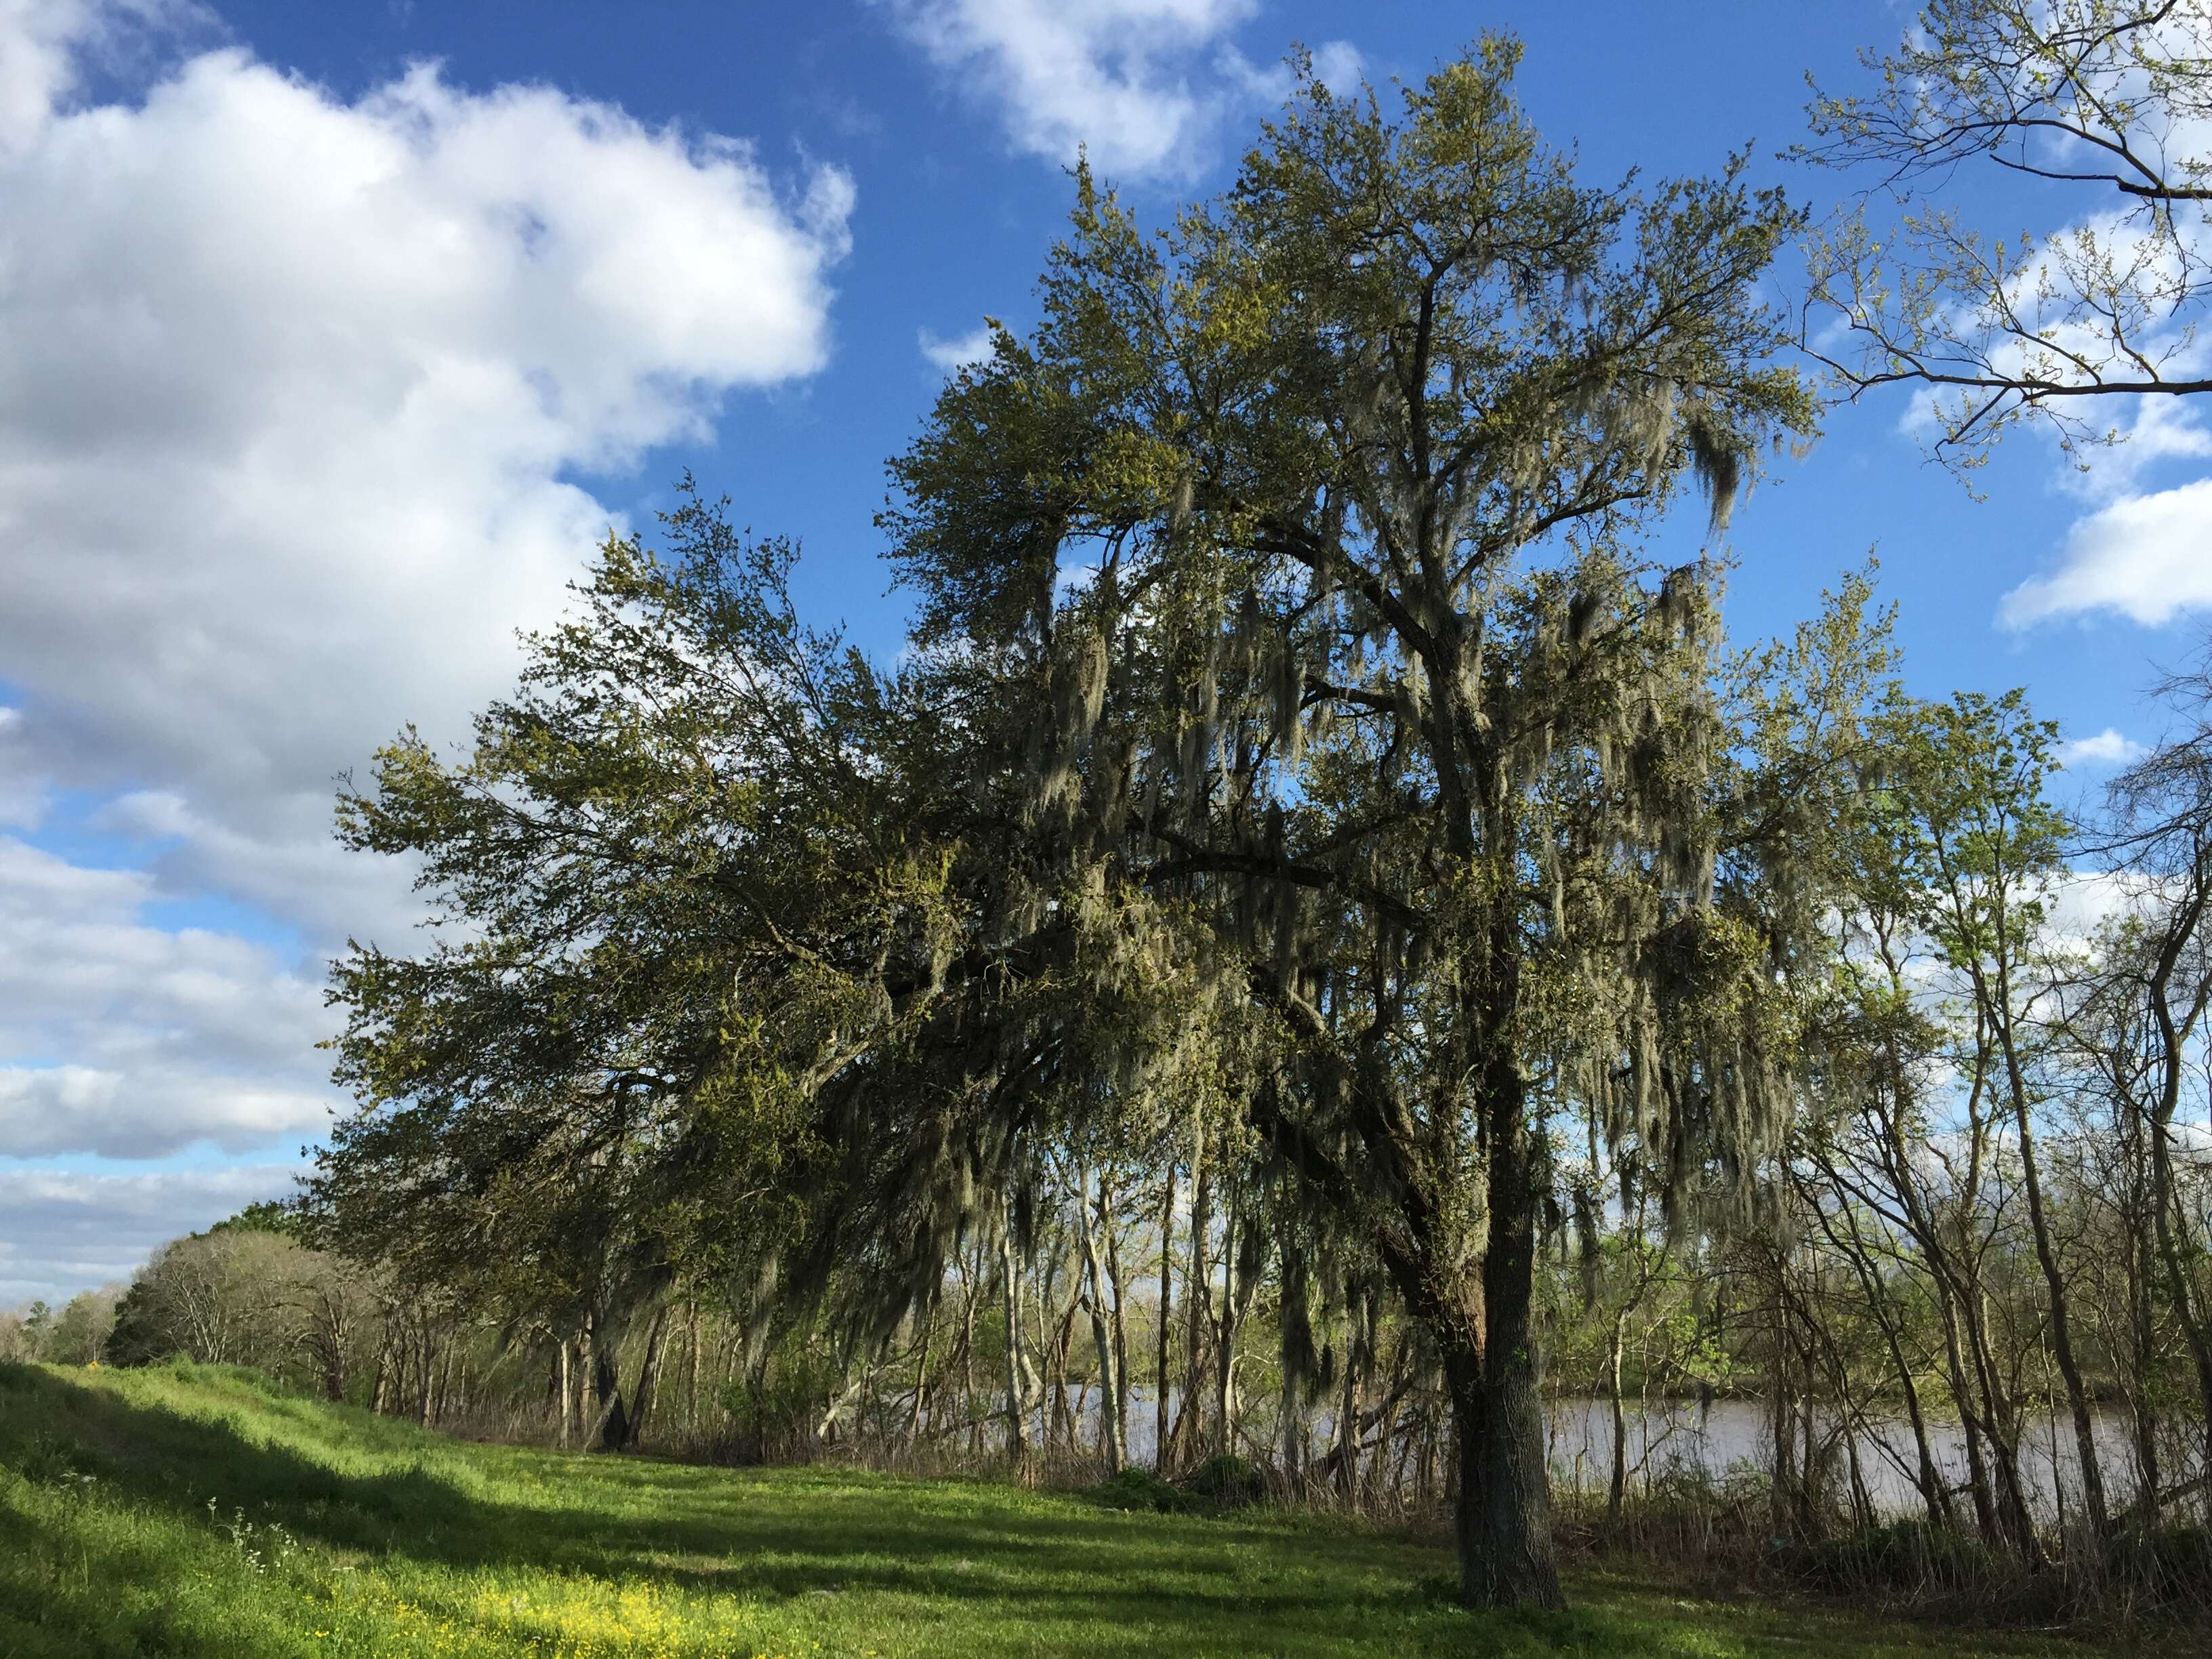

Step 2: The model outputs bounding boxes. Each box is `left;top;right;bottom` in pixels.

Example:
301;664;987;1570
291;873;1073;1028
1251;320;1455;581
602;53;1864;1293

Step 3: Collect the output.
207;1496;301;1576
0;1359;2158;1657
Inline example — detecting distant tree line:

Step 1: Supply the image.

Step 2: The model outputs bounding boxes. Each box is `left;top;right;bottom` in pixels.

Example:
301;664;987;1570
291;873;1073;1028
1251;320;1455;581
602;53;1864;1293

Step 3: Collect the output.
1;1288;120;1368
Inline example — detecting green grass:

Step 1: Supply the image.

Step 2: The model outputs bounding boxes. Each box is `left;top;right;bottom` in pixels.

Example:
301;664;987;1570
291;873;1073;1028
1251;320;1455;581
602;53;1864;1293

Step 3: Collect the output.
0;1361;2135;1658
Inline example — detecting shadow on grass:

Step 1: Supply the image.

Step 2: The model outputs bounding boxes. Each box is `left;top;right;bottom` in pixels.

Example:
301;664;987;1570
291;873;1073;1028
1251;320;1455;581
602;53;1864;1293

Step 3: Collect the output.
0;1361;1854;1658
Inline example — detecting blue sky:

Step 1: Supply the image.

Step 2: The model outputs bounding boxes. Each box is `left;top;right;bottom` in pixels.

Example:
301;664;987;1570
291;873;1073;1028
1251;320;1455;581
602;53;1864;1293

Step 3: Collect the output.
2;0;2205;1305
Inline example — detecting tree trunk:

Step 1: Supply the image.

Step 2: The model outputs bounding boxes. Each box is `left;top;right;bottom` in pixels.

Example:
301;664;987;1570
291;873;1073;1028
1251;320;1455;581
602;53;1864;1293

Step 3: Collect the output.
1154;1161;1176;1471
1104;1181;1131;1465
1073;1160;1126;1473
685;1300;702;1437
1170;1132;1212;1470
906;1301;935;1443
1065;1311;1086;1454
1929;1041;2041;1560
589;1311;632;1451
2121;1101;2162;1523
998;1215;1034;1469
1992;993;2110;1538
415;1322;436;1427
1212;1181;1267;1464
629;1304;671;1450
1336;1308;1362;1504
816;1363;871;1443
1459;1073;1563;1610
1605;1309;1629;1526
1962;1281;2041;1558
369;1319;394;1416
2146;922;2212;1496
556;1334;573;1448
958;1245;980;1455
1870;1305;1947;1529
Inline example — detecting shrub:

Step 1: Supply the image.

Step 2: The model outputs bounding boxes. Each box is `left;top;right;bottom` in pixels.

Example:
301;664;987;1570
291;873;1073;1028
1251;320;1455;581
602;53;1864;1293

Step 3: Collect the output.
1803;1518;1999;1594
2112;1523;2212;1610
1090;1465;1192;1514
1185;1452;1265;1508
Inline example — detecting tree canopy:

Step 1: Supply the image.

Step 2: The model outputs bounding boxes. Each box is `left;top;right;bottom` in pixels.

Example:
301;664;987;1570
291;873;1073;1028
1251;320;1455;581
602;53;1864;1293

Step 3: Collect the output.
302;35;2212;1615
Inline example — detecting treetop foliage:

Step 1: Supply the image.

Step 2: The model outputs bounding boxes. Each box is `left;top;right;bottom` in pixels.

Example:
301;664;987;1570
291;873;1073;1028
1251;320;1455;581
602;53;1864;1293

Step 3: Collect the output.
301;37;2212;1610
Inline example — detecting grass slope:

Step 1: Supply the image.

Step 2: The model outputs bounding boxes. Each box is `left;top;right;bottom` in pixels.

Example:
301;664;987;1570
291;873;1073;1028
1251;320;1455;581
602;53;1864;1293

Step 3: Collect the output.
0;1361;2131;1658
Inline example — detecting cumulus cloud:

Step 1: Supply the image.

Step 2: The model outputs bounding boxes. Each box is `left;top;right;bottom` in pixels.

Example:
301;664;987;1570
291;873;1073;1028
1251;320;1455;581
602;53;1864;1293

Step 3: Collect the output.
1999;476;2212;627
0;837;332;1158
1931;193;2212;632
0;1162;300;1305
2056;727;2148;768
0;709;44;830
2059;394;2212;505
2041;867;2144;952
0;0;185;152
1222;36;1364;108
918;322;998;372
0;1069;326;1160
0;3;853;943
90;788;425;957
880;0;1357;180
0;0;855;1196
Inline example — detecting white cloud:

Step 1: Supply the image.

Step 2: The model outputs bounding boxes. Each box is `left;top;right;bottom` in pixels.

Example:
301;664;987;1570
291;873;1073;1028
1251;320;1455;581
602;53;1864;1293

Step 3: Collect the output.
1999;476;2212;627
0;1;855;1176
919;322;998;372
2058;394;2212;504
0;837;332;1158
0;0;182;152
0;708;44;830
0;1069;327;1159
90;788;424;954
880;0;1357;181
0;1162;301;1305
0;5;853;947
1921;180;2212;633
0;0;87;149
2055;727;2148;768
2041;868;2142;954
1221;36;1364;108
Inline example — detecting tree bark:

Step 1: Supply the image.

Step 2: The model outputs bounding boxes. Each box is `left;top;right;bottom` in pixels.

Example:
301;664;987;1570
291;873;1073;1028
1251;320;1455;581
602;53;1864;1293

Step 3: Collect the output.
685;1300;701;1438
629;1304;672;1450
556;1334;573;1448
1104;1180;1131;1465
1154;1162;1176;1471
2144;886;2212;1493
370;1319;394;1416
1073;1159;1126;1473
1212;1183;1258;1460
1460;1067;1563;1610
588;1311;632;1451
998;1211;1036;1469
1337;1306;1363;1504
1988;968;2110;1538
415;1320;436;1427
1169;1130;1212;1470
905;1301;935;1443
1605;1308;1629;1525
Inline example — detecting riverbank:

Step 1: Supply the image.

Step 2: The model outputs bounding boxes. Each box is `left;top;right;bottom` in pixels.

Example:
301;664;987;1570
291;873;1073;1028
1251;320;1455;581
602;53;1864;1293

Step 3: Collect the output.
0;1359;2158;1656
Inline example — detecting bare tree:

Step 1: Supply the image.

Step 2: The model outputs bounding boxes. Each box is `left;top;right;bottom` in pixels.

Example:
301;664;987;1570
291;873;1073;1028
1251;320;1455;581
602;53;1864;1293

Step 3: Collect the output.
1802;0;2212;470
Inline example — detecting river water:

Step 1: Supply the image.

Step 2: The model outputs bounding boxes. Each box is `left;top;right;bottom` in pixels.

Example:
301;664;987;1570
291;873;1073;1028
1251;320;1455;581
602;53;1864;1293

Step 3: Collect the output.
1083;1387;2173;1520
1541;1396;2171;1521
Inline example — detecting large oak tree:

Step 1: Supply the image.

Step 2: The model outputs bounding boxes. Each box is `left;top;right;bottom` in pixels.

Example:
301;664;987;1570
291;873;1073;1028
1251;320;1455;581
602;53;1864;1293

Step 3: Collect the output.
323;41;1851;1611
886;42;1824;1605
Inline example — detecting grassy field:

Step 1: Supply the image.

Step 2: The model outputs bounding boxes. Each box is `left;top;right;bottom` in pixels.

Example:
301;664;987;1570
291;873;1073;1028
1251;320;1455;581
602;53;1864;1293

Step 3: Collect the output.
0;1360;2150;1658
